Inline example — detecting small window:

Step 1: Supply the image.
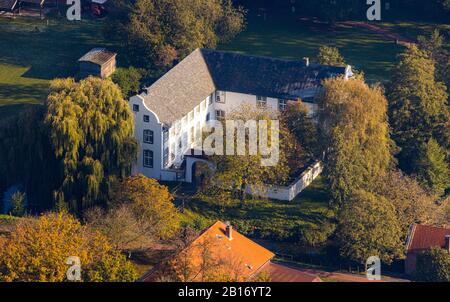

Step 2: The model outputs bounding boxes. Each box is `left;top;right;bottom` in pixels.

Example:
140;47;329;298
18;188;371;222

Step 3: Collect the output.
143;130;154;144
257;96;267;108
278;99;287;111
143;150;153;168
216;91;225;103
133;104;140;112
216;110;226;118
206;113;210;122
143;115;150;123
178;140;182;149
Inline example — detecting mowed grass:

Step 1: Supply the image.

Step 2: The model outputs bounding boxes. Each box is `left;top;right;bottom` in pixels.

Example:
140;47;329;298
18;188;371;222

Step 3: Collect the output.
219;13;405;83
181;177;336;242
0;15;113;118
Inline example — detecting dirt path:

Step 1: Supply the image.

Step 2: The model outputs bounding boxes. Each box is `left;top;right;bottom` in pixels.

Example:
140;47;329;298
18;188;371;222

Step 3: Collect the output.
340;21;416;46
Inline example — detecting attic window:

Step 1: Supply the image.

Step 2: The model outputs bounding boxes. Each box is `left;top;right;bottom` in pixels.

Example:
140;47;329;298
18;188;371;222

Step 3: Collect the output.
133;104;139;112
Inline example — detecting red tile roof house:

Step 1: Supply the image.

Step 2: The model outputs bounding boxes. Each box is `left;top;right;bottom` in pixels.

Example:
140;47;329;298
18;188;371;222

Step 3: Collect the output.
140;221;321;282
404;224;450;275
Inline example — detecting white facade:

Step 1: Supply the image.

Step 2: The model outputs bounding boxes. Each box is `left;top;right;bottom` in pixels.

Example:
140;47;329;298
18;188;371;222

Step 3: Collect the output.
130;90;317;183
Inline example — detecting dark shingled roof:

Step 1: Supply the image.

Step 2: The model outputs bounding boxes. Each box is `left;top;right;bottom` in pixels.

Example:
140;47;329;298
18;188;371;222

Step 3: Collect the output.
0;0;18;10
78;48;117;66
142;48;350;125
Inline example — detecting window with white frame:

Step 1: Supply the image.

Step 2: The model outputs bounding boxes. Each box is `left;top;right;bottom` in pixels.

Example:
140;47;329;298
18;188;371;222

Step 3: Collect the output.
215;110;226;119
143;115;150;123
216;91;226;103
256;96;267;108
143;150;153;168
278;99;287;111
143;130;154;144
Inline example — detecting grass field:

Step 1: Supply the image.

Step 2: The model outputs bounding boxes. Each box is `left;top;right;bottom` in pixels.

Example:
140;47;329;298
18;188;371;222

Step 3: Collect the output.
0;15;112;117
219;13;405;83
181;177;336;242
0;12;447;118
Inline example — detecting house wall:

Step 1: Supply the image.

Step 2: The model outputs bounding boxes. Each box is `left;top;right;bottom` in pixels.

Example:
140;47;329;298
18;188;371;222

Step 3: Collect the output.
130;90;319;184
405;253;418;275
100;58;117;79
245;161;323;201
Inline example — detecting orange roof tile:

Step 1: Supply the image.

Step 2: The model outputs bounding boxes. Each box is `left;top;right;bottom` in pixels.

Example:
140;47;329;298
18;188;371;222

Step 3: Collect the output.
259;262;322;282
142;221;275;281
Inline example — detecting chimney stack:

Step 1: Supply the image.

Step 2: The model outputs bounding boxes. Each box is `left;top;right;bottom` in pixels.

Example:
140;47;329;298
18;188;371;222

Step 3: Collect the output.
303;57;309;67
226;221;233;240
445;235;450;252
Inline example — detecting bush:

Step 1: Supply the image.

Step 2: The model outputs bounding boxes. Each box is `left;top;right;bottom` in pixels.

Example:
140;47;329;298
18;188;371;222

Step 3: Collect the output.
415;248;450;282
111;67;143;98
9;191;26;217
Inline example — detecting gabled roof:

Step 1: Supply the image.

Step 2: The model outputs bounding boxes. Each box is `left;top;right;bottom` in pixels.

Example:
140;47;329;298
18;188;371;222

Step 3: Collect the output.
141;48;350;125
406;224;450;254
78;48;117;66
141;221;275;282
259;262;322;282
0;0;18;10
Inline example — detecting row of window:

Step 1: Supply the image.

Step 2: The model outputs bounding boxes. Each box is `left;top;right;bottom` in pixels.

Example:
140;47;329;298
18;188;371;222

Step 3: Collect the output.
133;96;288;123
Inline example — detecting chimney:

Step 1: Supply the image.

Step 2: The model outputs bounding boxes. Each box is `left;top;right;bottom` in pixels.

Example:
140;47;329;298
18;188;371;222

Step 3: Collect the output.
445;235;450;252
303;57;309;67
226;221;233;240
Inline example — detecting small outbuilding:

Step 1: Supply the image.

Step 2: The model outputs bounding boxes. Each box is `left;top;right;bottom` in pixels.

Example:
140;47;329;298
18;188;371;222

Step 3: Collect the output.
78;48;117;79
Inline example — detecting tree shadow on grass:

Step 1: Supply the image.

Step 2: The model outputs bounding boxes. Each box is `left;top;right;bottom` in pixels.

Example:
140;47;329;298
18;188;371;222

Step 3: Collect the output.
0;83;48;105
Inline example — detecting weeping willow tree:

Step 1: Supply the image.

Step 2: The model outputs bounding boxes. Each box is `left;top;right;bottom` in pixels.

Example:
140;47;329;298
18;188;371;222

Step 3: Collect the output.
45;77;137;213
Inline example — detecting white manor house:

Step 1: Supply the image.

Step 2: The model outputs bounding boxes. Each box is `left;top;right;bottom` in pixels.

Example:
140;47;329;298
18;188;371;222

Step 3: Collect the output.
129;48;353;192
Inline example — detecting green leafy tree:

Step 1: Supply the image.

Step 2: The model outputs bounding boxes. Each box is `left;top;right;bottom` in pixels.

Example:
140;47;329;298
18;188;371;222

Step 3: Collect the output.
281;101;320;160
108;0;246;70
415;247;450;282
316;46;346;66
111;67;143;98
9;191;26;217
203;105;295;205
45;77;138;212
387;45;449;178
336;190;403;264
418;29;450;90
0;107;59;212
415;139;450;195
318;77;393;205
377;170;446;242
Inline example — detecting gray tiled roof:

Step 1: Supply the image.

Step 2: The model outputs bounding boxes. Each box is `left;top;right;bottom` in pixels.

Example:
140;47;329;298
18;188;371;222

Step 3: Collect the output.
141;48;349;125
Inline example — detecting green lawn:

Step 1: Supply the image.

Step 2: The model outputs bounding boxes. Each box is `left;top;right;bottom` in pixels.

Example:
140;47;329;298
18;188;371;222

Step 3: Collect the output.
219;13;405;83
378;21;450;48
0;15;114;117
181;177;336;242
